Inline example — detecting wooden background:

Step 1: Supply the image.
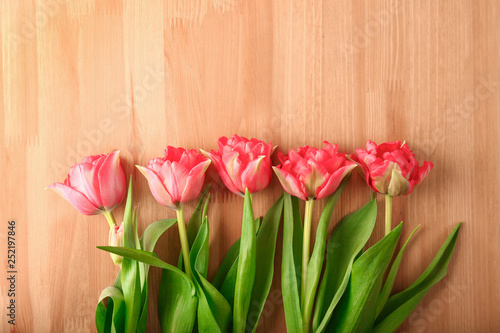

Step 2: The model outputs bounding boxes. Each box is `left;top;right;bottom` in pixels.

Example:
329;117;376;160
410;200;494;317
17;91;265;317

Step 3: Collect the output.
1;0;499;332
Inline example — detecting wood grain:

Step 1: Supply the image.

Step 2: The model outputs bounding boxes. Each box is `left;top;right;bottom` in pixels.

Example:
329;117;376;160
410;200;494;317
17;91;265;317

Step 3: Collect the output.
1;0;499;332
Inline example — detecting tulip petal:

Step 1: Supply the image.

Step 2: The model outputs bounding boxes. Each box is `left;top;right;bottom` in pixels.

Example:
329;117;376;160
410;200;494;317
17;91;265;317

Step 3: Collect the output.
273;167;307;200
181;160;211;203
168;161;190;202
67;163;102;209
316;163;357;200
200;149;241;195
241;156;271;193
418;161;434;182
369;160;395;194
98;151;126;210
388;166;411;196
136;165;176;209
46;182;101;215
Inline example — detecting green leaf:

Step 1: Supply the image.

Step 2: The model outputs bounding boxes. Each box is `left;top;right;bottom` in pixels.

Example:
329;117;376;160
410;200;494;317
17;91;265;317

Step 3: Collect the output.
375;225;420;317
190;217;232;333
282;193;303;333
95;301;108;333
327;223;403;333
119;178;142;333
179;187;211;269
212;238;241;290
121;259;142;333
303;176;349;330
187;186;211;245
96;286;126;333
136;278;149;333
312;199;378;332
215;217;261;306
372;223;462;333
122;177;135;249
97;247;198;333
246;195;284;333
140;219;177;253
158;270;198;333
233;189;257;333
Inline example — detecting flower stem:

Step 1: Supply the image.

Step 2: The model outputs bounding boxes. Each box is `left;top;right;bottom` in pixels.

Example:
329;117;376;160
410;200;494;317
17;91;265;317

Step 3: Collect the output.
385;194;393;236
301;198;314;331
176;205;193;280
103;210;116;228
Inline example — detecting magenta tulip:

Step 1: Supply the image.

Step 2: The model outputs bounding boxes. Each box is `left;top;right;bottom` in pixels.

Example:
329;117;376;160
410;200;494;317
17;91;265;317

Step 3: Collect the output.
351;140;433;197
136;146;211;209
201;135;274;195
46;151;126;216
273;142;356;201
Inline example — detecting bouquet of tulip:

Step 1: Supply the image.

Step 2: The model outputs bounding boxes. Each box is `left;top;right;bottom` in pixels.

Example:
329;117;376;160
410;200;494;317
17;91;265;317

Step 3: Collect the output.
47;136;461;333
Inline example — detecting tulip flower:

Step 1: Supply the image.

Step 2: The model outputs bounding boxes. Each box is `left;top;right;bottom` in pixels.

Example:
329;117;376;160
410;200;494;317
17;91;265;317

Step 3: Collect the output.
351;140;434;235
201;135;274;195
273;142;355;331
350;140;433;197
136;146;211;209
201;135;274;332
273;142;357;201
46;150;126;227
136;146;211;280
108;223;124;266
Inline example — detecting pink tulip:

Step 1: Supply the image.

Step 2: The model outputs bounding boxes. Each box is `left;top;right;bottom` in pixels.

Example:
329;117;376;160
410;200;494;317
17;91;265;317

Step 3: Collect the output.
273;142;356;201
201;135;274;195
136;146;211;209
46;151;126;215
351;140;433;196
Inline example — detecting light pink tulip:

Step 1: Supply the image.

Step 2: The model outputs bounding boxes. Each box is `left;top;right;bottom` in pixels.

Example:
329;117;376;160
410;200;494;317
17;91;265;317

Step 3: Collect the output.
47;151;126;215
136;147;211;209
273;142;356;200
350;140;433;196
201;135;274;195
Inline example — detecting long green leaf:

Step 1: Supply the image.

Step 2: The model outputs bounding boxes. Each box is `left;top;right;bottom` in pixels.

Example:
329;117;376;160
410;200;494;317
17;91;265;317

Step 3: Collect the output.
375;225;420;317
327;223;403;333
190;217;232;333
372;223;462;333
303;176;349;330
136;278;149;333
215;217;261;306
212;238;241;290
96;286;126;333
312;199;378;332
120;178;142;333
247;195;284;332
178;187;211;269
141;219;177;253
97;247;198;333
158;270;198;333
233;189;257;333
282;193;303;333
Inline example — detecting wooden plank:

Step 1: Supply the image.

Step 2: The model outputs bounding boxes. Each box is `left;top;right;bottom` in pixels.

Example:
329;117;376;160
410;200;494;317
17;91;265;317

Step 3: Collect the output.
1;0;499;332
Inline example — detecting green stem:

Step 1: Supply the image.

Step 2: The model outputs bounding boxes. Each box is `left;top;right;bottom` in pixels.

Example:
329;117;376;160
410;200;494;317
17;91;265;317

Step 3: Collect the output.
176;205;193;280
385;194;393;236
301;198;314;332
103;210;116;228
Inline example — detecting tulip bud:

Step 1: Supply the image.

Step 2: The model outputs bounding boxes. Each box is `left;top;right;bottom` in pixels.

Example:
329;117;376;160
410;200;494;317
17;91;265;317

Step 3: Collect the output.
108;224;124;266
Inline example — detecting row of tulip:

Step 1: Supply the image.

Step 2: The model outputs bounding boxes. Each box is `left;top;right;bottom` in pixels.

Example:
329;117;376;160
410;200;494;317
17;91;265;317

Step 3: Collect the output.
47;135;460;333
